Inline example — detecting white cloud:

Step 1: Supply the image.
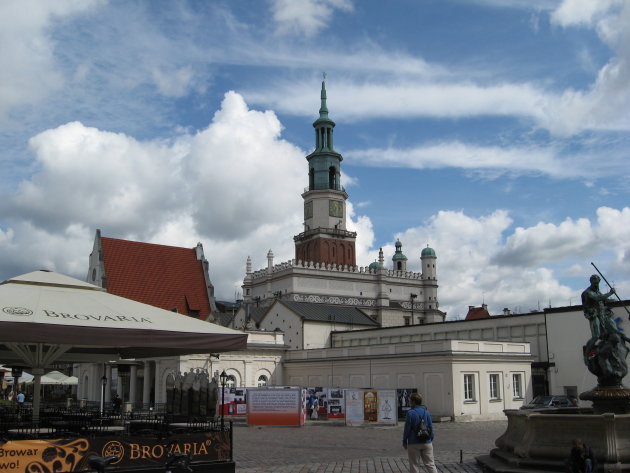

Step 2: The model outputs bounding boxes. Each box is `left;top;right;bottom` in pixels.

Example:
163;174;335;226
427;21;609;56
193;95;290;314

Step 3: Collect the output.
493;217;595;267
0;0;102;121
345;142;571;178
270;0;353;37
0;91;370;302
462;0;557;10
544;1;630;135
152;66;195;98
492;207;630;269
550;0;620;27
245;75;630;137
246;80;547;122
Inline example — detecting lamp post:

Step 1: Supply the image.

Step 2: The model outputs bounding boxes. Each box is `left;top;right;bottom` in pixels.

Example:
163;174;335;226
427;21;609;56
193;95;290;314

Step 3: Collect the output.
410;293;417;323
219;370;228;430
100;374;107;415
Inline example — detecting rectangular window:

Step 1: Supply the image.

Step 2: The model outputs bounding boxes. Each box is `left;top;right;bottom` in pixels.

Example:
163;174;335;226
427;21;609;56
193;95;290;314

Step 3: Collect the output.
489;374;500;400
464;374;476;401
512;373;523;399
404;316;410;326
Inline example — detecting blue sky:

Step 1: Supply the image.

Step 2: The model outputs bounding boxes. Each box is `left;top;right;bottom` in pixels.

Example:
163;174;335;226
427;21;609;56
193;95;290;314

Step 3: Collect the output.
1;0;629;319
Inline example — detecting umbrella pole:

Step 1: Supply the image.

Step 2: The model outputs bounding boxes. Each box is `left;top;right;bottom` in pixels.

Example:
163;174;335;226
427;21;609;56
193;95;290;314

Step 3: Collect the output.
32;368;44;424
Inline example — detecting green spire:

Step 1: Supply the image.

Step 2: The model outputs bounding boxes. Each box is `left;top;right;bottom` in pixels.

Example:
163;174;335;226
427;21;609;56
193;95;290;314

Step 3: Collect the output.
319;77;329;119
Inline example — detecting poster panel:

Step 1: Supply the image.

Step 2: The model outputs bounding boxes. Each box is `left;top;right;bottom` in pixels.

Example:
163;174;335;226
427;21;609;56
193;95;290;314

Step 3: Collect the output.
301;388;308;424
377;390;397;424
218;387;234;416
397;388;418;419
247;387;303;426
0;433;229;473
218;387;247;416
344;389;398;426
326;388;345;418
363;390;378;422
344;389;364;426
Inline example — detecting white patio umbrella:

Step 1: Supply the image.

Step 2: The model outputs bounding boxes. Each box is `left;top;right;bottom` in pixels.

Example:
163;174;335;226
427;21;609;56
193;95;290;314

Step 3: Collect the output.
43;370;71;383
0;270;248;421
63;375;78;385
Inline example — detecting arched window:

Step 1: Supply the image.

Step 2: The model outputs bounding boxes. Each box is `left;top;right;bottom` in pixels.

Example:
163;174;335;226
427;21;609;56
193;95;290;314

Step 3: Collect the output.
309;168;314;190
329;167;337;189
257;375;268;387
397;262;402;270
226;375;236;388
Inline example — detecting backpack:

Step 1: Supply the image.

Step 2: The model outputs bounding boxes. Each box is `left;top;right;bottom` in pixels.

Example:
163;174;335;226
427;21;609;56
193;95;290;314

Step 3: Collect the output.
415;407;432;441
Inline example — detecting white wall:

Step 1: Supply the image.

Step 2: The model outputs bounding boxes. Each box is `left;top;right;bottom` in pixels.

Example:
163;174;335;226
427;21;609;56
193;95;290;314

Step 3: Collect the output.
283;339;532;421
258;304;304;349
332;313;547;360
546;305;630;400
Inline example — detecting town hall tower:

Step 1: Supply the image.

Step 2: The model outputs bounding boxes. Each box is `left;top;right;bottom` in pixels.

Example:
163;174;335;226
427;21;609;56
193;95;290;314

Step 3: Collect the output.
293;79;357;266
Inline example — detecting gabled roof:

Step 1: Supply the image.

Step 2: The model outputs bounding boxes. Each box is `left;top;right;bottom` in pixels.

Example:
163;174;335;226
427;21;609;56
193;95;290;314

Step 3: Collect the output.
246;306;269;325
280;301;378;326
465;306;491;320
100;237;211;320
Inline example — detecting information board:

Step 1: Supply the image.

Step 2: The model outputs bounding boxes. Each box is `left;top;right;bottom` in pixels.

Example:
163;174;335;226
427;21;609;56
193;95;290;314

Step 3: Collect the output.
246;387;304;426
344;389;398;426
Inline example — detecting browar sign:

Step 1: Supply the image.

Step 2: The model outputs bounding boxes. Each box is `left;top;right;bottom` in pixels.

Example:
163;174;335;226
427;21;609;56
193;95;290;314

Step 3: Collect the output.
0;432;231;473
3;306;153;324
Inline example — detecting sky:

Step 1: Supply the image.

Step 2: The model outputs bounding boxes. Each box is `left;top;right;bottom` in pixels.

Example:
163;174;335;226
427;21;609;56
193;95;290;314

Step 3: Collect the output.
1;0;629;320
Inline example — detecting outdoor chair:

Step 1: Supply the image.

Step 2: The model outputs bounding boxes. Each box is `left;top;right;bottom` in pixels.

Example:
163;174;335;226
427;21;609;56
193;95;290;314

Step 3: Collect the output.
87;455;117;473
186;418;207;431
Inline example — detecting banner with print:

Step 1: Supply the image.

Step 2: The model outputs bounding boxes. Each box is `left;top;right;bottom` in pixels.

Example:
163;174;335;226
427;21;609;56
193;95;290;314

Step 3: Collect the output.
0;432;230;473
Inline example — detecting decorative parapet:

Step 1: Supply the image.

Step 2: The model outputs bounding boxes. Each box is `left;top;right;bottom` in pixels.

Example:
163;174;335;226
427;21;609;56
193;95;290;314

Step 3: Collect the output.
291;294;376;307
248;259;424;281
400;301;425;310
293;226;356;242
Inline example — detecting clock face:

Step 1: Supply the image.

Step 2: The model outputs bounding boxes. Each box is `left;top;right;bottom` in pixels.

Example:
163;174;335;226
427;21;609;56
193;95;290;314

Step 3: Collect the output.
329;200;343;218
304;201;313;219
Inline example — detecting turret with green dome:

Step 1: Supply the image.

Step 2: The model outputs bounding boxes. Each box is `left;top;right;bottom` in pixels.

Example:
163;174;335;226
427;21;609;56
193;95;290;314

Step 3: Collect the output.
421;246;436;258
421;244;437;282
392;239;408;271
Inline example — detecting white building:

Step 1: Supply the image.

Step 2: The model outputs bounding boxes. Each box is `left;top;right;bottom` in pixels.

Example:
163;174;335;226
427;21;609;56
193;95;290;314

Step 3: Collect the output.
284;339;532;421
239;80;444;328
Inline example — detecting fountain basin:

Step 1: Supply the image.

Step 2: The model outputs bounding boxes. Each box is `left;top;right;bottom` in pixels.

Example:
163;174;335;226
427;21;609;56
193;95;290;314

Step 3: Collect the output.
477;408;630;473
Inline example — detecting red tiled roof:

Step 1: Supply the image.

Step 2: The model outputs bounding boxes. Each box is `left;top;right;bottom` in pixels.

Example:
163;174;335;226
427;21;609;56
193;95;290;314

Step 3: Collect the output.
465;307;491;320
101;237;211;319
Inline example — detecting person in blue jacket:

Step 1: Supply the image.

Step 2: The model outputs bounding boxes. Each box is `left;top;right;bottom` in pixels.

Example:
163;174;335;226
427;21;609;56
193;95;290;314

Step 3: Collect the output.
402;393;437;473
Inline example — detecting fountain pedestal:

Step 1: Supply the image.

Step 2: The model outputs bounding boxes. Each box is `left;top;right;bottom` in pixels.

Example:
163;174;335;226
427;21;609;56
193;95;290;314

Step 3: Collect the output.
476;408;630;473
580;386;630;415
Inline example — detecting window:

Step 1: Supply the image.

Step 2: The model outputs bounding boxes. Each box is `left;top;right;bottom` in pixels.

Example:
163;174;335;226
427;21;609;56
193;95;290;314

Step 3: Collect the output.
226;375;236;388
512;373;523;399
464;374;476;401
489;374;500;400
404;316;410;326
257;375;268;387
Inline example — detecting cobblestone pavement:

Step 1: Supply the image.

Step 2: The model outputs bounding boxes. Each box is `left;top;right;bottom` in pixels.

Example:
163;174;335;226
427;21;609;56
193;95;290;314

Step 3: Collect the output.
232;419;507;473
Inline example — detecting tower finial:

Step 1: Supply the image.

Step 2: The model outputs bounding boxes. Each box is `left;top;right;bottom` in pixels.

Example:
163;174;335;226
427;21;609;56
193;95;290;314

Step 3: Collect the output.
319;74;329;118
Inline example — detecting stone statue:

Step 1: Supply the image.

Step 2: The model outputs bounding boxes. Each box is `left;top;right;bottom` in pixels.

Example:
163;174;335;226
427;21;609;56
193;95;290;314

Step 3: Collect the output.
581;274;630;387
581;274;616;339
